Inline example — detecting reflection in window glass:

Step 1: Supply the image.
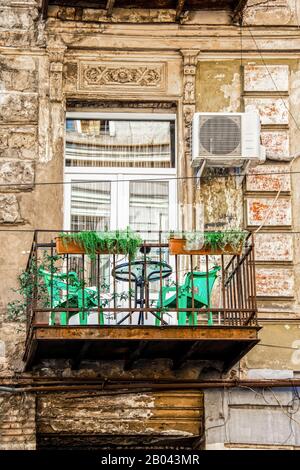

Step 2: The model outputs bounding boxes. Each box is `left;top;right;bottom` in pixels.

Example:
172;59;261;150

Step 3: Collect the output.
65;119;175;168
129;181;169;240
70;182;111;231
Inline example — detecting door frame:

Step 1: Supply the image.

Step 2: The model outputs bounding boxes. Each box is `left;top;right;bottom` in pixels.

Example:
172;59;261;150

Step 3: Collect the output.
64;111;178;233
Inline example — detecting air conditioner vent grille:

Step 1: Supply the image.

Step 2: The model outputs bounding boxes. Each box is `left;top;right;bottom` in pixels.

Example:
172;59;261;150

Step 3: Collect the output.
199;115;241;156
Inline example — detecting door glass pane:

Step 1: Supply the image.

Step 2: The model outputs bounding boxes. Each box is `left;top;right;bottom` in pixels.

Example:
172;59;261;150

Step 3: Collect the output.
70;181;111;231
69;181;112;312
65;119;175;168
129;181;169;240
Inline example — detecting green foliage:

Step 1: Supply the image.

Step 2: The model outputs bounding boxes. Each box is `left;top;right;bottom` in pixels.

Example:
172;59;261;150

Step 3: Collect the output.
170;230;249;252
7;253;62;322
59;227;143;260
7;251;136;322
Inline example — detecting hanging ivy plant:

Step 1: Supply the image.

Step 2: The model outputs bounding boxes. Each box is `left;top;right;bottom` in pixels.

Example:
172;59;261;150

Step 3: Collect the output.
7;252;62;322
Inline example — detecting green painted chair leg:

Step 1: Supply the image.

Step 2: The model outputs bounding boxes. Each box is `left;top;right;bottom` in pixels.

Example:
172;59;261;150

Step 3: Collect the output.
59;311;68;325
207;311;213;326
188;311;198;326
178;296;187;326
49;311;56;326
98;309;104;325
79;310;88;325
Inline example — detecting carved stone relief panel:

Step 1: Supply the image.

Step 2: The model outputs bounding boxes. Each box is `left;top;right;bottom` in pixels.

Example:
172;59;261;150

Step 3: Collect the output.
78;62;166;92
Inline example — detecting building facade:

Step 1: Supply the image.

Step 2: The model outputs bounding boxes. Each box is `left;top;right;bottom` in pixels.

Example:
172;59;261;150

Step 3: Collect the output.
0;0;300;450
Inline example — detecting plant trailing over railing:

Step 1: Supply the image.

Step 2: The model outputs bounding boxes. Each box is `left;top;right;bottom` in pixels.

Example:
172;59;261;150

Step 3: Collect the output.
7;252;62;322
168;230;249;255
57;227;143;260
7;252;136;322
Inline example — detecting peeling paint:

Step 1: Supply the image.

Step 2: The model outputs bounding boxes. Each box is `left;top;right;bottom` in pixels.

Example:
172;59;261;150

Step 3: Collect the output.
256;268;294;297
246;164;291;192
260;131;290;161
246;197;292;226
220;72;240;112
244;98;289;125
254;232;293;262
244;65;289;92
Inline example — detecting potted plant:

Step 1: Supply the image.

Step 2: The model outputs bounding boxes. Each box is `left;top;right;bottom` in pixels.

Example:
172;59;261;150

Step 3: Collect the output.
56;227;143;260
168;230;248;255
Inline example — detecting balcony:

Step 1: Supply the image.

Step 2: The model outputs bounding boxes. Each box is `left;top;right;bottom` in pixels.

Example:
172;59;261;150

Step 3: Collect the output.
23;230;260;371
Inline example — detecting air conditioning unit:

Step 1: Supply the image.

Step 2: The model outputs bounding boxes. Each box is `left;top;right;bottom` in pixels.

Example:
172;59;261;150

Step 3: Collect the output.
192;112;265;167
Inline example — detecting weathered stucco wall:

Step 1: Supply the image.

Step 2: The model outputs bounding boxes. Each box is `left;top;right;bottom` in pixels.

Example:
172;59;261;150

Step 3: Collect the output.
195;57;300;378
204;387;300;449
36;390;204;449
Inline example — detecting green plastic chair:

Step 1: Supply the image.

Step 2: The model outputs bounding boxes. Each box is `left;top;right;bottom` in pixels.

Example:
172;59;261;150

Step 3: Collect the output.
39;268;104;326
156;266;221;326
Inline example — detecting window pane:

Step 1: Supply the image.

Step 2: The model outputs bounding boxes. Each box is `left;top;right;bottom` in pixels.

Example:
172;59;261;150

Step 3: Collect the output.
65;119;174;168
70;182;111;231
129;181;169;240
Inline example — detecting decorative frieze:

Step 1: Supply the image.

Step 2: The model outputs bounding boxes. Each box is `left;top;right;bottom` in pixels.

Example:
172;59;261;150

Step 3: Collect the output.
246;197;292;227
78;62;165;91
49;6;178;23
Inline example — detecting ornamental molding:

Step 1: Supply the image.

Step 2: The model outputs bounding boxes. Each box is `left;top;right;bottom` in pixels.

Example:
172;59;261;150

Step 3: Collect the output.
78;62;166;92
47;46;67;102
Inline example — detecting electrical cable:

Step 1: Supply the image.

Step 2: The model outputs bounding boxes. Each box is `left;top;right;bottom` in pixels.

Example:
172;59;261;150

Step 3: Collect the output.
0;166;299;187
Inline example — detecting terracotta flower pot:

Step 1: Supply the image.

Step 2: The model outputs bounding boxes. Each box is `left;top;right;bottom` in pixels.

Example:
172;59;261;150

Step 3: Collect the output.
55;237;125;255
168;238;243;256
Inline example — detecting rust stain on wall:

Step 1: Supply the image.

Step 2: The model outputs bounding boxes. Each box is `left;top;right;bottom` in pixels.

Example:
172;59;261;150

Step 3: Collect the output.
244;97;289;125
254;232;293;262
261;131;290;161
244;65;289;92
246;164;291;192
246;197;292;226
256;268;294;297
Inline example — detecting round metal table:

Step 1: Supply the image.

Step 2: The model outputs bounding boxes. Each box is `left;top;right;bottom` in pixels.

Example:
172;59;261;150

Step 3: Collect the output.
112;259;172;325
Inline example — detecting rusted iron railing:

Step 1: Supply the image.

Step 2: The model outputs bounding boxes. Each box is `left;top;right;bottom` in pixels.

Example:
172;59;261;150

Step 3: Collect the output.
24;230;258;332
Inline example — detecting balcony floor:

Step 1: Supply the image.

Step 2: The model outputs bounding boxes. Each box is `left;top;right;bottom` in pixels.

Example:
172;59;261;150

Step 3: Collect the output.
24;325;260;371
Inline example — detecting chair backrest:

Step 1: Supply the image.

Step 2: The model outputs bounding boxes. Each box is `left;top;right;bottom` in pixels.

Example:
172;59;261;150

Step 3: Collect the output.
38;269;80;307
183;266;221;306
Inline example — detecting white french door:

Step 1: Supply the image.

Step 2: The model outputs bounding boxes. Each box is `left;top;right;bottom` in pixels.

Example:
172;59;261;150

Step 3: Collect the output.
64;169;177;238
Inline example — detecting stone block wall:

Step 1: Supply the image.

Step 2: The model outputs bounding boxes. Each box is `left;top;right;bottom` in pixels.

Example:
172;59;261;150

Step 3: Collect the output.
0;393;36;450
